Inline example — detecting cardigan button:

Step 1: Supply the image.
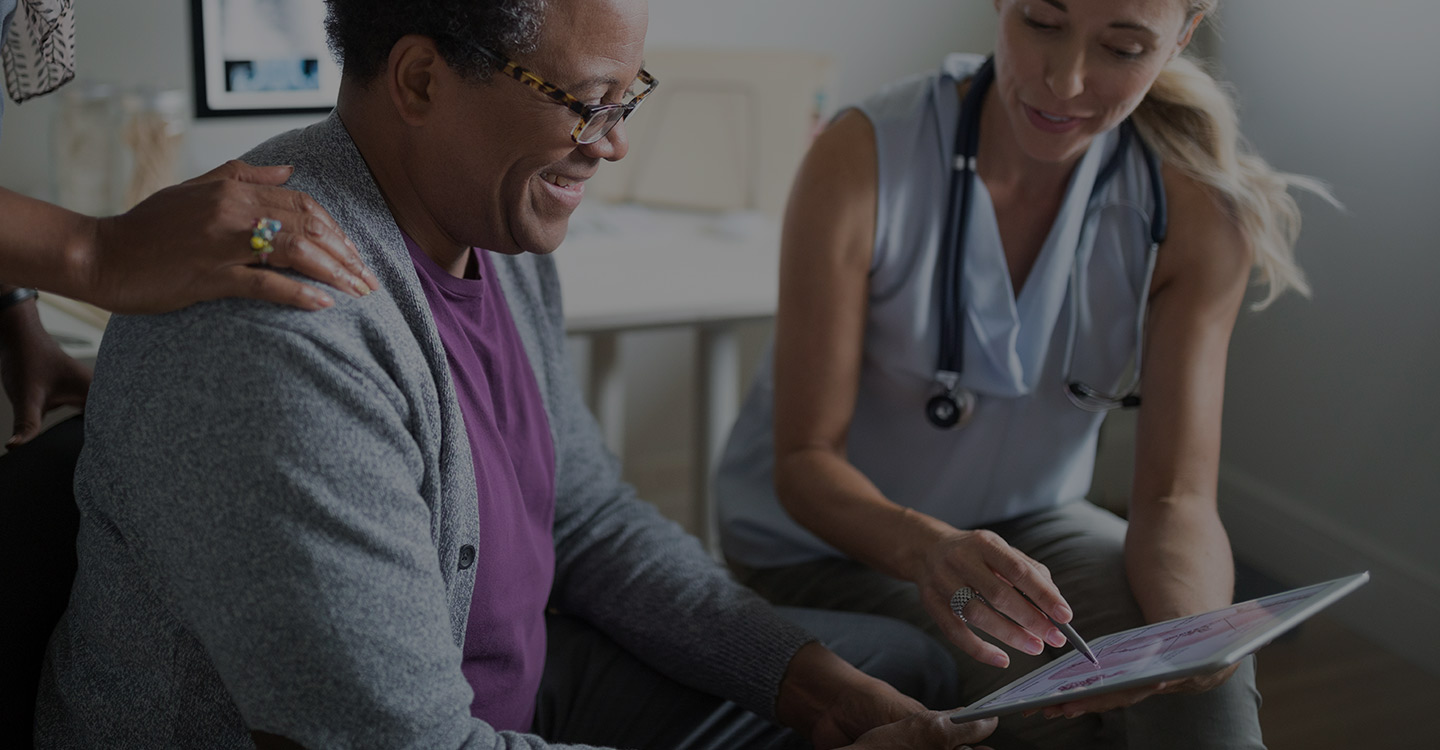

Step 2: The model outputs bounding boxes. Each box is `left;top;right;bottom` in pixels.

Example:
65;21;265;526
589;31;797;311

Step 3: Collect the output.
458;545;476;570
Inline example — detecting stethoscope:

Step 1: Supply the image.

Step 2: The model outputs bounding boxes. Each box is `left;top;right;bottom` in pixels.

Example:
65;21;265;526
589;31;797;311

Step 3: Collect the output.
926;57;1169;430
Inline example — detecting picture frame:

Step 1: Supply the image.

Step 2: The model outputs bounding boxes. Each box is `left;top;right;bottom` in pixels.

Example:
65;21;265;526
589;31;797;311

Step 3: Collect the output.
189;0;341;118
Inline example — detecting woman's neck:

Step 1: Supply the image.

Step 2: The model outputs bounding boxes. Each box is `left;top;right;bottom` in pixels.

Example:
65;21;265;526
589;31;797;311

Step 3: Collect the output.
974;85;1084;203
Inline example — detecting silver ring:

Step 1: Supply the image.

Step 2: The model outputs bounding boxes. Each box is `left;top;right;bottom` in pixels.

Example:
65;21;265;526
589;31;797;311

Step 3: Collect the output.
950;586;980;622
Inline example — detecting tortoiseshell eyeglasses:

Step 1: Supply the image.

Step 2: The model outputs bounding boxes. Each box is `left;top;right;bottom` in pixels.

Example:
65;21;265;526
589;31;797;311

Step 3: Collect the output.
473;46;658;145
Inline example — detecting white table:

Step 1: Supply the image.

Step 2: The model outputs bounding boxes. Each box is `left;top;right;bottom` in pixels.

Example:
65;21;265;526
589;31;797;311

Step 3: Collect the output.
556;203;781;554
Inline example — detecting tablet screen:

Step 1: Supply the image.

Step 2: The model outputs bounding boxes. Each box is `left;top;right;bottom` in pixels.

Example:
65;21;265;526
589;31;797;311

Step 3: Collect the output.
951;573;1367;721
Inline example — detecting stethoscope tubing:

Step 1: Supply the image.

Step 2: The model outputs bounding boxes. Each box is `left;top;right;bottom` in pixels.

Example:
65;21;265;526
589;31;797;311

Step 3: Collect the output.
928;56;1166;428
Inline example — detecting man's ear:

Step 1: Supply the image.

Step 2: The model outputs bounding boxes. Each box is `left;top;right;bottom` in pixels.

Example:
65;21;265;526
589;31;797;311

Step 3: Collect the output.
386;34;443;126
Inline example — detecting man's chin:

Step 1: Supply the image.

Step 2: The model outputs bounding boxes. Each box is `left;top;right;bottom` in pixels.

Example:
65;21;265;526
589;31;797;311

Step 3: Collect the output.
511;220;570;256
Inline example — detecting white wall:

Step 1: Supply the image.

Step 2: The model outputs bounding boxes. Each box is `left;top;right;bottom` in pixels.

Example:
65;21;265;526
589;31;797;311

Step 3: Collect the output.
1205;0;1440;674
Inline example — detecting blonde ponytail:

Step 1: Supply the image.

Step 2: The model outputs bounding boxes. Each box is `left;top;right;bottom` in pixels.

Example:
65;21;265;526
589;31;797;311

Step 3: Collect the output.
1131;9;1335;309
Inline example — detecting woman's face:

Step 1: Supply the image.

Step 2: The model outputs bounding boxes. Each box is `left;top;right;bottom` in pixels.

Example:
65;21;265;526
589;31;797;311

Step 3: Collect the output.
992;0;1198;166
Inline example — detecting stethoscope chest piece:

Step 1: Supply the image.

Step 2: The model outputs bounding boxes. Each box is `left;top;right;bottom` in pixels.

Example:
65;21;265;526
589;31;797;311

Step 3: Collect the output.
926;385;976;430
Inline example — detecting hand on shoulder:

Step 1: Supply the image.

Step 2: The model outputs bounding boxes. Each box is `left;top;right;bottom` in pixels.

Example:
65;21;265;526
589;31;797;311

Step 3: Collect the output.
83;160;381;314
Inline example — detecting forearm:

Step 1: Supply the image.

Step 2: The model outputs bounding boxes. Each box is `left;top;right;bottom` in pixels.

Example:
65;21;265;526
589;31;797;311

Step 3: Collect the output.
1123;494;1235;623
776;447;954;583
0;187;97;299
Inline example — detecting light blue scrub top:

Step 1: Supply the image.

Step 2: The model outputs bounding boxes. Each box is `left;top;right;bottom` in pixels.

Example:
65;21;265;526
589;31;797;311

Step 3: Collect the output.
716;54;1160;568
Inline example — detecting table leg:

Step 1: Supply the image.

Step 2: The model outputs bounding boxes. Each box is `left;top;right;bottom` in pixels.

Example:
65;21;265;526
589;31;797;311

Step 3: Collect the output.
587;331;626;462
695;325;740;558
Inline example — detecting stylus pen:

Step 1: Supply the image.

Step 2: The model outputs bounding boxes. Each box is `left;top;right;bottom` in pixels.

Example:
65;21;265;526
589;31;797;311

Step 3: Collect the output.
1018;589;1100;666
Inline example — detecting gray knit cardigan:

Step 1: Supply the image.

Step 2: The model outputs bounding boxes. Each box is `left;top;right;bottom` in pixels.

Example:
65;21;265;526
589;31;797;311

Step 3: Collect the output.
35;113;812;749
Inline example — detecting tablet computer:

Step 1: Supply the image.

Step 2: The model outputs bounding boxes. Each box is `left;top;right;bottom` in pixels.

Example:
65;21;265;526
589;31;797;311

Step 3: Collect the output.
948;572;1370;724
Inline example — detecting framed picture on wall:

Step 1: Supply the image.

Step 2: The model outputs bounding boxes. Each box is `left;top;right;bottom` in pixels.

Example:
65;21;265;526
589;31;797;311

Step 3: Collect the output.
190;0;341;117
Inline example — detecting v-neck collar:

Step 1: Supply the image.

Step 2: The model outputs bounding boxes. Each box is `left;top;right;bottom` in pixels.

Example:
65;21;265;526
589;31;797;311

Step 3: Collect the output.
940;59;1117;398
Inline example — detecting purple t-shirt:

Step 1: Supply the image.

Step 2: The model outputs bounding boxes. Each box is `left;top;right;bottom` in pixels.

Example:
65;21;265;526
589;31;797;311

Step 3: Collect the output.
405;234;556;731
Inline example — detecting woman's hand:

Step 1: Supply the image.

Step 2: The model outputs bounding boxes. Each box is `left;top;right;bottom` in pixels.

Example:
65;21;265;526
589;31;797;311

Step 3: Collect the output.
81;160;380;314
839;711;996;750
915;529;1073;668
0;299;91;447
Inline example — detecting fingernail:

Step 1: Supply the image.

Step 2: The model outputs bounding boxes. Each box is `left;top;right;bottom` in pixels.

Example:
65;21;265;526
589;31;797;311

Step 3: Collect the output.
1044;708;1061;720
1026;638;1044;655
363;268;380;288
352;278;372;297
311;290;335;308
1065;710;1082;719
990;653;1010;668
1049;628;1067;647
1056;604;1073;620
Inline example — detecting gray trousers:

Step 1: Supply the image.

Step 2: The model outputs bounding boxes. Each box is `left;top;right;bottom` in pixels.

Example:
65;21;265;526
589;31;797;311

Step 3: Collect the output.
732;501;1265;750
533;607;960;749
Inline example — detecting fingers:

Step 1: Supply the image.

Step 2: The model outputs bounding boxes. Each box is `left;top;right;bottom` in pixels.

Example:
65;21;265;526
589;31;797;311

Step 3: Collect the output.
187;159;294;188
936;531;1069;653
8;393;42;447
249;186;379;296
952;716;998;745
922;594;1011;668
188;161;380;299
220;266;336;311
954;594;1052;657
968;534;1071;634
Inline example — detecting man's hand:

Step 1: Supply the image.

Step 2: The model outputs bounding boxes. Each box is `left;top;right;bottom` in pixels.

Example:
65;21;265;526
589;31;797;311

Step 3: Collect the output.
841;711;996;750
775;641;996;750
0;294;91;447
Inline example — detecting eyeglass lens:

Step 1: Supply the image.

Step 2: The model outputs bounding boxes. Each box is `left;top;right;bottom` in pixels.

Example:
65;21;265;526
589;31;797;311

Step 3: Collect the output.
578;108;626;144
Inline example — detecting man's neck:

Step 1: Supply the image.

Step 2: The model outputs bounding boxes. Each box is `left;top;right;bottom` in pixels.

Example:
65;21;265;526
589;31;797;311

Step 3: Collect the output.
336;83;471;278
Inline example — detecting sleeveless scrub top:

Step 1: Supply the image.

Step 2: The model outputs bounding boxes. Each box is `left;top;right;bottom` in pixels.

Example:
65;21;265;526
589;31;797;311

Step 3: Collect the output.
717;54;1160;568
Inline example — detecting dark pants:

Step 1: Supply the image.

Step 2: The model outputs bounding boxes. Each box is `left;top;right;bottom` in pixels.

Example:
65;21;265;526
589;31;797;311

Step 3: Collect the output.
0;416;84;747
533;607;959;749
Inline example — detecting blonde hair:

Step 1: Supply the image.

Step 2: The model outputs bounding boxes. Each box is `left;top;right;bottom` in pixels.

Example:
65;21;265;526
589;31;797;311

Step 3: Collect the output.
1130;1;1335;309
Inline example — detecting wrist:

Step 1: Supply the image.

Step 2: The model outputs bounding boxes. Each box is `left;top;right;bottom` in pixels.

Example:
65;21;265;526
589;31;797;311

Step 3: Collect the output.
893;508;955;583
0;287;40;328
775;642;887;743
0;290;44;355
57;214;102;304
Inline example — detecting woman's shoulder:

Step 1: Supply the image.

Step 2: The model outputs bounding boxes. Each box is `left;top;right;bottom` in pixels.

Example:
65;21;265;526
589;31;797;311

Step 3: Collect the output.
849;52;983;127
1153;163;1252;296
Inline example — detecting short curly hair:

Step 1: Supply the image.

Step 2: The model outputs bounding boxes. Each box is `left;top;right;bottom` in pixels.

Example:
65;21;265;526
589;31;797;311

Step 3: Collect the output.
323;0;547;82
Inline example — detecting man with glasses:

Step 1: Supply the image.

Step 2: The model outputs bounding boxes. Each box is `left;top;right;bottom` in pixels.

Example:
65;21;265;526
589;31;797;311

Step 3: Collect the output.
34;1;994;748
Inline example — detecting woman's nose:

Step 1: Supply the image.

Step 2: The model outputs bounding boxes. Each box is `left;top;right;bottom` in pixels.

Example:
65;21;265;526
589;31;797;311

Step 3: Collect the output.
1045;48;1087;101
